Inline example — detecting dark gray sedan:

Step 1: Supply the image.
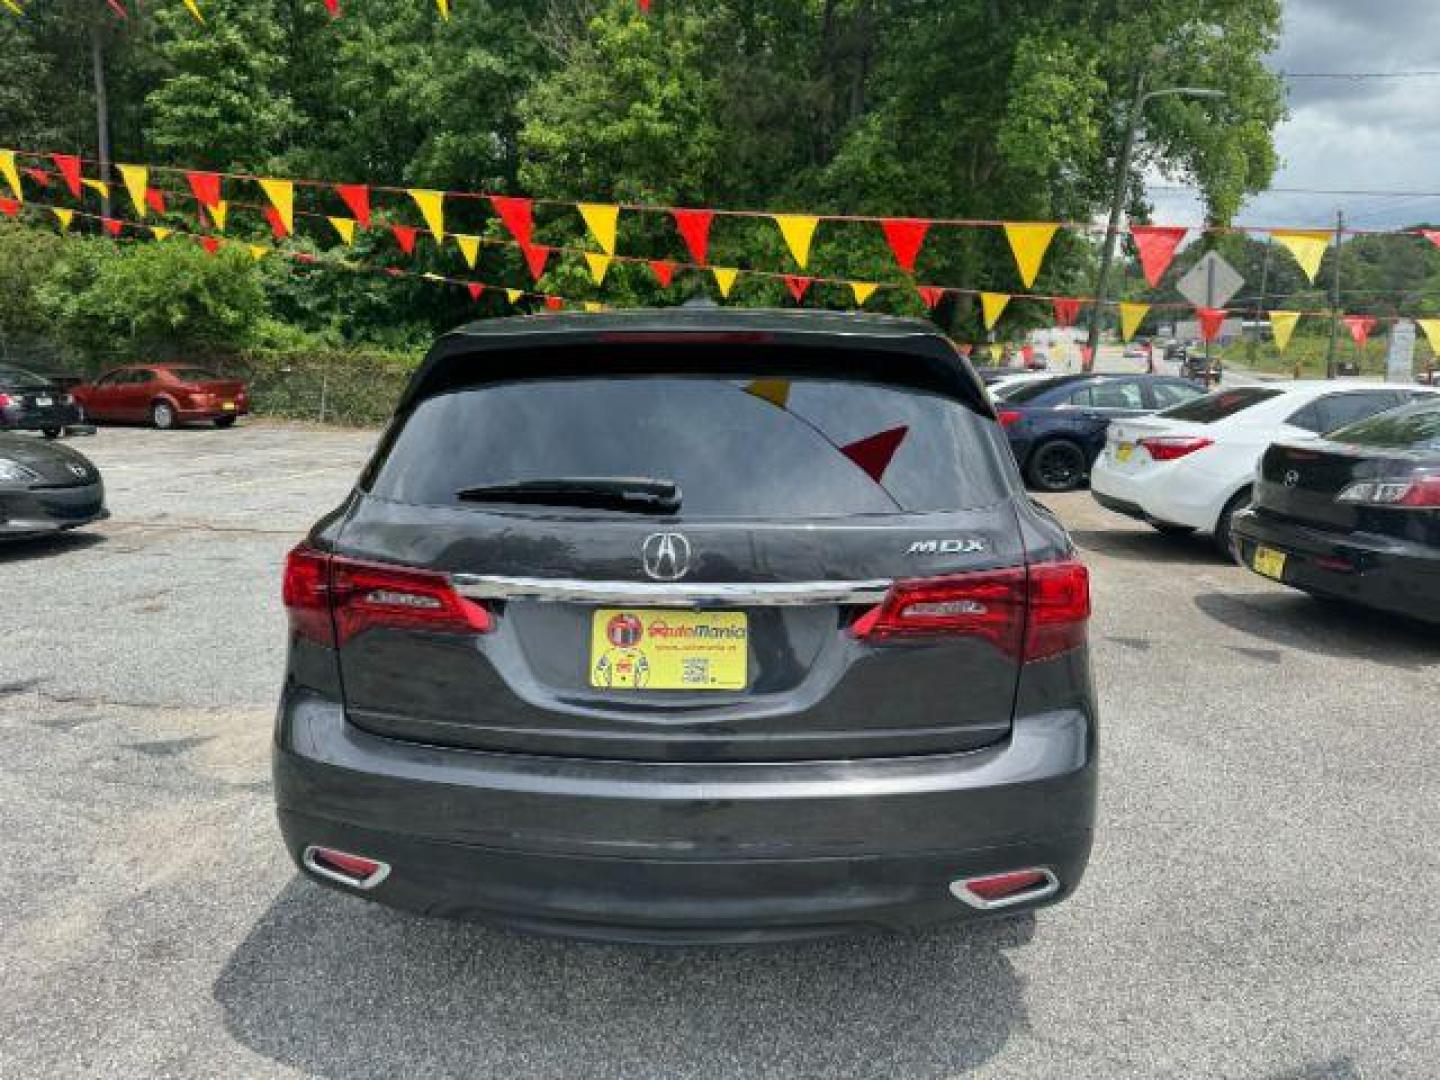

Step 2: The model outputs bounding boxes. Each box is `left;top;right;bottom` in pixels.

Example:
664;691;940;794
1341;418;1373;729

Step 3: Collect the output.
0;365;84;439
0;432;108;537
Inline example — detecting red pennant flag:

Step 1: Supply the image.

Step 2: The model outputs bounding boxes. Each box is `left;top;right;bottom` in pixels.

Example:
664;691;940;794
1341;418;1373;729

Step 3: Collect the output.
323;0;339;14
1343;315;1377;348
199;236;221;255
0;198;19;218
52;154;83;198
293;252;318;265
467;283;485;302
840;426;909;483
106;0;128;16
1052;297;1081;327
145;188;166;215
1420;229;1440;250
186;171;222;210
1080;345;1094;370
543;296;565;311
391;225;418;254
672;208;714;266
638;0;650;10
784;275;812;303
263;205;287;239
881;218;930;273
917;285;944;310
1130;226;1188;287
523;243;551;282
490;195;535;248
1022;345;1035;365
101;217;123;237
1196;307;1227;343
24;167;51;187
648;260;677;288
336;184;370;228
956;344;974;358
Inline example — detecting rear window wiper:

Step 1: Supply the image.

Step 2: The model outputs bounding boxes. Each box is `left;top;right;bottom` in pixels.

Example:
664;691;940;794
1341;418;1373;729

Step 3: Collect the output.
455;476;682;514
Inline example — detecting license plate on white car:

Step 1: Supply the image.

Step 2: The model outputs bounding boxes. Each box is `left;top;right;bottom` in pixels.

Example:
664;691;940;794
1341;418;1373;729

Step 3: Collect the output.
1114;442;1135;463
35;396;53;407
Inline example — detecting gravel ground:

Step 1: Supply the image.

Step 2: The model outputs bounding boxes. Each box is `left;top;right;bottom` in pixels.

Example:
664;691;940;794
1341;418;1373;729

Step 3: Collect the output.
1;422;1437;1079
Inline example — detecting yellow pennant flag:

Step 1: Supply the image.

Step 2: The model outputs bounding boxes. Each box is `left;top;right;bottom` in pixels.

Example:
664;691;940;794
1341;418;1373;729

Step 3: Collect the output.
745;379;791;409
1269;310;1302;353
453;233;479;268
1415;319;1440;357
712;266;739;299
1271;230;1330;284
182;0;203;21
583;301;608;313
408;189;445;240
773;214;819;269
82;178;109;200
980;291;1011;331
248;245;268;261
585;252;612;286
1003;222;1058;289
328;216;357;245
435;0;450;18
578;203;620;255
258;178;294;235
504;288;523;305
1118;301;1150;343
51;208;74;232
151;227;172;241
2;0;25;16
850;282;878;307
208;200;229;231
117;165;149;218
0;150;21;201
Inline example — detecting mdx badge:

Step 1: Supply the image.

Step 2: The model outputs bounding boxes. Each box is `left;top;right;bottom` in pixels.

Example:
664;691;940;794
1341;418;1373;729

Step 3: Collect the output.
906;538;988;555
641;532;692;581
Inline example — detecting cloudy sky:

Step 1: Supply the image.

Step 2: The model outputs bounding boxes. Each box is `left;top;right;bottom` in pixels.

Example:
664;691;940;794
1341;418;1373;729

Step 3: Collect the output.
1148;0;1440;232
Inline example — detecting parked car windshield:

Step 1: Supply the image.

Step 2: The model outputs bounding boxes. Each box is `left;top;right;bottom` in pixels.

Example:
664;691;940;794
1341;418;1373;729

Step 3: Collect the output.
0;366;52;389
369;375;1009;518
1325;401;1440;451
1159;387;1283;423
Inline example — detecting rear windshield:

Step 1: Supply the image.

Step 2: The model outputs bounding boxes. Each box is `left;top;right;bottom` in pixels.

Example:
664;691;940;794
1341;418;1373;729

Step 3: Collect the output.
1326;401;1440;451
368;375;1008;517
1159;387;1282;423
166;367;220;382
0;366;51;389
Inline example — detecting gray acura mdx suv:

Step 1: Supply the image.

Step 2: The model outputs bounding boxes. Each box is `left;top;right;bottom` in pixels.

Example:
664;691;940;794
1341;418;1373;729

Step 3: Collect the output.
275;309;1098;942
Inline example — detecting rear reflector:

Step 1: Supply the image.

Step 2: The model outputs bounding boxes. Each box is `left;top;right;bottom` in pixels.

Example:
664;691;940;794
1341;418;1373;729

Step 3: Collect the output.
852;559;1089;663
950;868;1059;910
1138;435;1214;461
283;543;493;646
997;409;1022;428
303;845;391;889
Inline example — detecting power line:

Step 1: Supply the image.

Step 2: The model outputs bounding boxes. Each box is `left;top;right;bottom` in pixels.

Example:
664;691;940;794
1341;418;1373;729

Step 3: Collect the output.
1146;184;1440;198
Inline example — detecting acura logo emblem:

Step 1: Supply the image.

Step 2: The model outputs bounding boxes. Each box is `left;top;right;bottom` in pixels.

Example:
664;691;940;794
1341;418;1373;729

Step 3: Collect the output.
1283;470;1300;488
641;532;691;581
67;463;88;479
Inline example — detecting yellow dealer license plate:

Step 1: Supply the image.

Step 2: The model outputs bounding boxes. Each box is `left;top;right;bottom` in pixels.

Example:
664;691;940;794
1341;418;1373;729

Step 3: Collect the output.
1253;545;1287;581
1115;442;1135;463
590;609;748;691
222;401;237;410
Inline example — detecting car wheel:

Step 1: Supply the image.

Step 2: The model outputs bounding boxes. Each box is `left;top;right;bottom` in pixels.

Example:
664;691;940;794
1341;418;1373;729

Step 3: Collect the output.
42;427;62;439
1214;487;1252;556
1149;522;1195;537
1026;440;1088;493
214;416;237;429
150;400;177;430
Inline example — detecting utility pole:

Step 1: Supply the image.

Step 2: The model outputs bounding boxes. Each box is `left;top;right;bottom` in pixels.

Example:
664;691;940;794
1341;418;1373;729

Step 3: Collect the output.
90;21;112;218
1325;210;1344;380
1248;239;1272;370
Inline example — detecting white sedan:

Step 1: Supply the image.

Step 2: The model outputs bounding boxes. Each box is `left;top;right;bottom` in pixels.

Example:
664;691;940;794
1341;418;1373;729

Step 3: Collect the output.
1090;380;1438;552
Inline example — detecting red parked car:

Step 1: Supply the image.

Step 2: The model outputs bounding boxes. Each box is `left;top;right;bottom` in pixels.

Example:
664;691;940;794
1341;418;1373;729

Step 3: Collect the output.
74;364;249;430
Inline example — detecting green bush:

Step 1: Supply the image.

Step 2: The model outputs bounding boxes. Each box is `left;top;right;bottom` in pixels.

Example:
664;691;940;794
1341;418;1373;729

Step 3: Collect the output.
240;347;422;426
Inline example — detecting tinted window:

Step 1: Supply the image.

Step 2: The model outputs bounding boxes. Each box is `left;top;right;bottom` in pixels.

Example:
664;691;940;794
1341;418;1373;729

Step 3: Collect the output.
166;367;220;383
0;366;50;389
1085;380;1144;410
1161;387;1283;423
1315;391;1402;433
1152;381;1206;408
370;376;1008;518
1326;401;1440;450
1002;377;1076;404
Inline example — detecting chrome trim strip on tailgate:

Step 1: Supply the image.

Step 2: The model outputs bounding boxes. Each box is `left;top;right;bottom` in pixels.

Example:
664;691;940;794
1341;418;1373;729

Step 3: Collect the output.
451;574;891;607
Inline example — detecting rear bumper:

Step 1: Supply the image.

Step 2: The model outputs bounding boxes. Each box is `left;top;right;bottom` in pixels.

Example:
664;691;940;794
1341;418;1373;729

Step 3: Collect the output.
0;481;108;535
273;690;1098;942
1231;509;1440;624
176;405;248;421
0;404;84;431
1090;458;1223;531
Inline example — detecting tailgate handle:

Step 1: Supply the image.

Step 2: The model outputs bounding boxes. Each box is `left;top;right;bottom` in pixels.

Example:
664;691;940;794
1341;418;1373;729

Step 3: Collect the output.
451;574;891;608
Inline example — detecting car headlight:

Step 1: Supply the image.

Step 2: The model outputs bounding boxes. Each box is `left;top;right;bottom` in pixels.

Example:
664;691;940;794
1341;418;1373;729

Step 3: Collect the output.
0;458;40;484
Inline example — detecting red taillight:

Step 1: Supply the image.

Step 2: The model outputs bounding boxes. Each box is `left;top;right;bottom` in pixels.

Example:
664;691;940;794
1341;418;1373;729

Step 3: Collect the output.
1138;435;1213;461
852;559;1089;663
282;543;492;646
0;393;13;408
997;409;1022;428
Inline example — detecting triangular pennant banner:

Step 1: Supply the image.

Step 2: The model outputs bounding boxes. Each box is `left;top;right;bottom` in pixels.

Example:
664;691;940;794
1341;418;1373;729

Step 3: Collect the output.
583;302;607;313
1129;226;1187;287
466;283;484;302
22;167;48;187
50;207;74;231
1416;318;1440;356
881;218;929;273
490;195;534;248
784;275;812;303
248;244;268;261
52;153;83;198
409;189;445;241
648;260;677;288
1271;230;1331;284
1118;302;1150;343
0;151;21;202
435;0;449;19
0;197;19;217
578;203;620;255
1196;307;1227;343
324;0;339;14
100;217;121;237
144;188;166;215
840;426;908;483
1;0;24;15
1003;222;1058;288
186;171;221;209
980;292;1010;331
151;227;172;241
1420;230;1440;251
182;0;203;20
336;184;370;228
584;252;612;286
1052;297;1081;327
117;164;149;217
453;233;480;268
711;266;738;299
328;216;357;245
391;225;418;254
672;208;713;266
258;178;294;236
745;379;791;409
207;200;229;231
917;286;944;311
1343;315;1377;348
544;296;565;312
957;344;974;358
850;282;878;307
262;205;286;239
82;178;109;199
505;288;523;305
773;214;820;269
1269;311;1301;353
523;243;551;282
198;236;221;256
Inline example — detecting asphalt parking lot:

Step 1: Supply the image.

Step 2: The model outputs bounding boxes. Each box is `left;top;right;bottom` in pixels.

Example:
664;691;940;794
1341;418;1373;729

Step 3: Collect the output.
3;423;1438;1079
